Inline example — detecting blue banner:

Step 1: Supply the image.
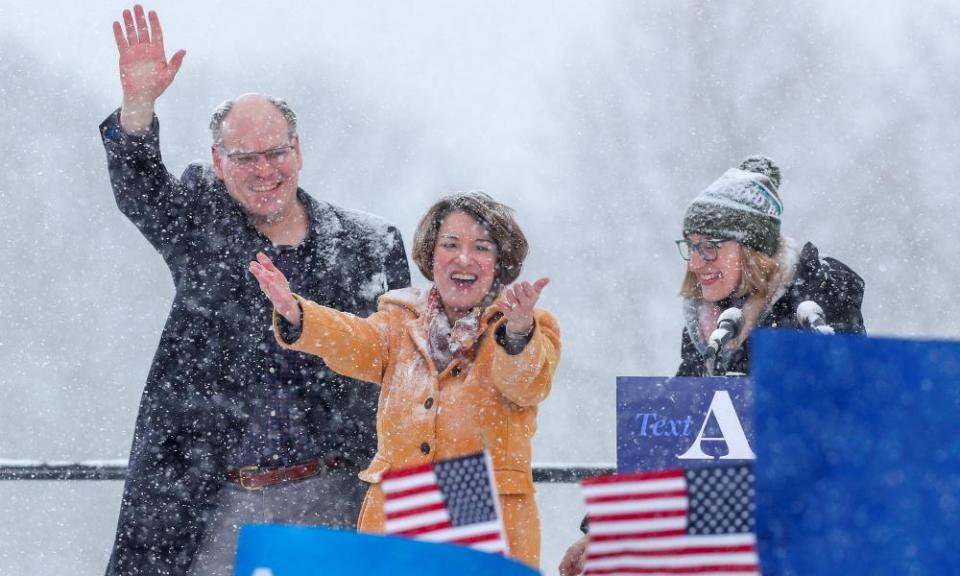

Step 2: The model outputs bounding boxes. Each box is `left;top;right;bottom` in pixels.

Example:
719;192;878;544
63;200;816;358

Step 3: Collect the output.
234;525;538;576
752;331;960;574
617;376;755;473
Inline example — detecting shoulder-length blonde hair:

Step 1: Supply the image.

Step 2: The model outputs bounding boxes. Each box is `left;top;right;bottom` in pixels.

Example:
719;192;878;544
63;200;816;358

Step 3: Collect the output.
679;240;784;346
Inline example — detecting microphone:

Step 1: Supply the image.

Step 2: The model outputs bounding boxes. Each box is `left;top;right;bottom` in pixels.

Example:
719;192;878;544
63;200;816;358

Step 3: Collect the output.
706;307;743;360
796;300;835;335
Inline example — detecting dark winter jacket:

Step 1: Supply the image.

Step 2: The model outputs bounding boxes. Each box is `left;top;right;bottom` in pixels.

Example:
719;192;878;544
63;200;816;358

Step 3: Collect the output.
99;110;410;576
677;240;865;377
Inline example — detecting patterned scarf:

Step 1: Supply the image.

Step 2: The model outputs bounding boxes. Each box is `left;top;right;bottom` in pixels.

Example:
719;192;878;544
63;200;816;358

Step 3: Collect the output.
424;286;485;373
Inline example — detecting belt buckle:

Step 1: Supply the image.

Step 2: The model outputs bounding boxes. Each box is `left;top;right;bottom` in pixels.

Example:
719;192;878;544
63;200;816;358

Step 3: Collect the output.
237;465;263;491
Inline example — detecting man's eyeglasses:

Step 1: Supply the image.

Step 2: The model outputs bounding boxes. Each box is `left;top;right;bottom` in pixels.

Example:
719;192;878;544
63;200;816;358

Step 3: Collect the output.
676;238;729;261
224;144;295;168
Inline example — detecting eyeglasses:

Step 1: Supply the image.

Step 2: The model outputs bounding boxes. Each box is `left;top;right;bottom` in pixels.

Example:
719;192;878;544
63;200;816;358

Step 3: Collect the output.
224;144;295;168
676;238;729;261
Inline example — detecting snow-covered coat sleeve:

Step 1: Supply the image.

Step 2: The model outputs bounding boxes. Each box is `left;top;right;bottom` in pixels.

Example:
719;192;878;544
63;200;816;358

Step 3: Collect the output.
100;109;202;261
274;294;392;385
488;309;561;407
382;226;411;293
791;242;866;335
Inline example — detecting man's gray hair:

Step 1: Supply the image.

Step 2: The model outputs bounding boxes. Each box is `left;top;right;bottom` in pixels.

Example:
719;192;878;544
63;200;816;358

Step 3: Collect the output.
209;95;298;148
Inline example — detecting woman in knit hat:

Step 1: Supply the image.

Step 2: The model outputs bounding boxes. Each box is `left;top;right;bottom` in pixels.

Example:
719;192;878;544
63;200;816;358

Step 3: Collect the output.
675;155;866;376
559;156;867;576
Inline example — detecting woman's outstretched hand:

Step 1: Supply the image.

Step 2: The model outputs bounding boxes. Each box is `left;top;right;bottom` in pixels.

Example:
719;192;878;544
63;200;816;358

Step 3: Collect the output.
249;252;301;327
495;277;550;335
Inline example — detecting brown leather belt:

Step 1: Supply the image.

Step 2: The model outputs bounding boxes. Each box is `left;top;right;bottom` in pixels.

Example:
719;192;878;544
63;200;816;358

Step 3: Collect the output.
226;460;327;490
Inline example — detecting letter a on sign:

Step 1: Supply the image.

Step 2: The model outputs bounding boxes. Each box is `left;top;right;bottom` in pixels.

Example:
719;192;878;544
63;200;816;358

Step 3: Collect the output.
677;390;756;460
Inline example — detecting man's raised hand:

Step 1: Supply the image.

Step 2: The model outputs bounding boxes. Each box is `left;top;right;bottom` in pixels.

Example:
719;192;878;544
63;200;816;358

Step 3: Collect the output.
113;5;185;133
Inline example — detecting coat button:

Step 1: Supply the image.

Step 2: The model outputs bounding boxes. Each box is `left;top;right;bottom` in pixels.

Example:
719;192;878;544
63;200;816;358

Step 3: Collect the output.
420;442;431;455
424;397;434;410
451;365;462;377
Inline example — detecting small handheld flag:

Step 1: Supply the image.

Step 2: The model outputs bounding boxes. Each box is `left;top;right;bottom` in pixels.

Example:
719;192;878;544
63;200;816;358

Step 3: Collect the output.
382;451;508;556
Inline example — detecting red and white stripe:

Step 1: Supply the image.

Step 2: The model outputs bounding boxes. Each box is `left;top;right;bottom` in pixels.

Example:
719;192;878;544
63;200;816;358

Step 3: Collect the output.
382;463;506;554
582;470;759;576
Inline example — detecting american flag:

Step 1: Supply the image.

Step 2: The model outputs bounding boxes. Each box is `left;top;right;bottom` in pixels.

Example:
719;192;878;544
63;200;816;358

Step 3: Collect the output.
581;465;759;575
381;451;508;556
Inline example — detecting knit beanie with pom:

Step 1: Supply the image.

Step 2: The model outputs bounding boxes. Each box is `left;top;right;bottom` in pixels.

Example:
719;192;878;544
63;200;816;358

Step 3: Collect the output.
682;155;783;256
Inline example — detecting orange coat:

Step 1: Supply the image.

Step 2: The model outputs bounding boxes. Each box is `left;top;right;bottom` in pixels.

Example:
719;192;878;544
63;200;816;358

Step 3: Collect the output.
275;287;561;568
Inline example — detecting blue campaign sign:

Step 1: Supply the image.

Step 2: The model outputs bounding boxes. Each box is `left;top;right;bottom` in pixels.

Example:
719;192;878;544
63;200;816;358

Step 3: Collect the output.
617;376;755;473
752;331;960;575
234;524;538;576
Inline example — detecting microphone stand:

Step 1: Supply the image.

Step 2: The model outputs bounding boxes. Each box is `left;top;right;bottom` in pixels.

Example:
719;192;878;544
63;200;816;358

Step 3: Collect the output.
704;308;743;377
705;349;718;377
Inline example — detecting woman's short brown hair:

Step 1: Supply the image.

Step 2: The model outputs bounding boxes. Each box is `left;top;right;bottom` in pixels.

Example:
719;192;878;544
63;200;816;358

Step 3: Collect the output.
412;191;529;286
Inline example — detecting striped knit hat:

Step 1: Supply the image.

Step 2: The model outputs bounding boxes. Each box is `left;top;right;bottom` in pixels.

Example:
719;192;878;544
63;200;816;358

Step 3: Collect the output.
682;155;783;256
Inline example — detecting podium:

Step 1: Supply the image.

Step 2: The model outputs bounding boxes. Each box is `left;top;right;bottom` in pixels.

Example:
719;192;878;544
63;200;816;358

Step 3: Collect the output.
753;330;960;574
615;331;960;573
617;375;754;472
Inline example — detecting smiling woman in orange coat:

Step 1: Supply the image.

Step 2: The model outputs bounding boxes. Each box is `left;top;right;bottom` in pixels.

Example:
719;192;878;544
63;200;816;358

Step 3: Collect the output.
249;191;561;568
